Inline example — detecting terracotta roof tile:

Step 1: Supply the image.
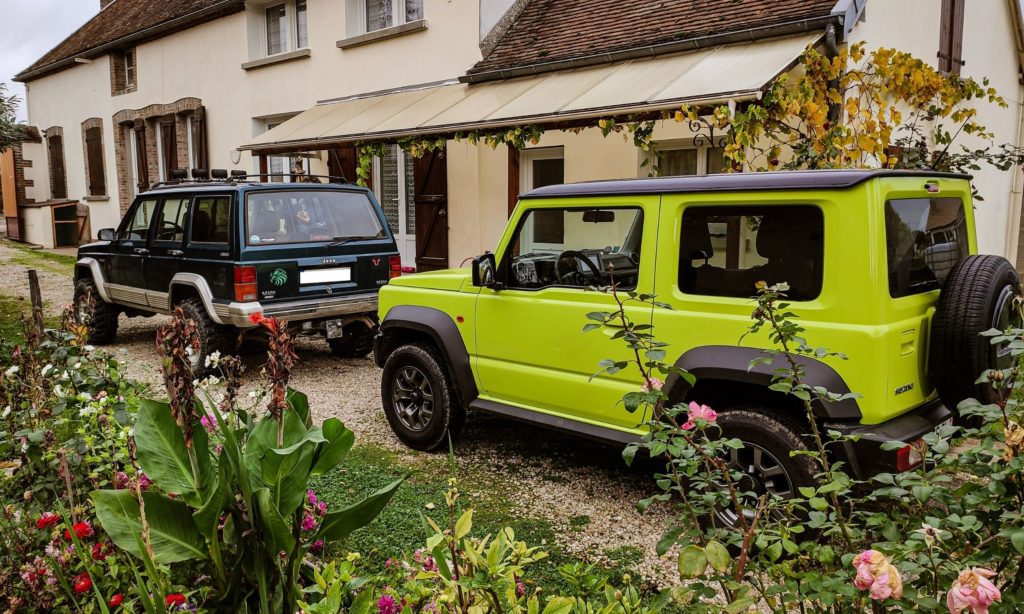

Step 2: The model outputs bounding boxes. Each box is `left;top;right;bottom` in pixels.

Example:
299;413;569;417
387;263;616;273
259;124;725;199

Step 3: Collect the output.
16;0;244;81
470;0;837;76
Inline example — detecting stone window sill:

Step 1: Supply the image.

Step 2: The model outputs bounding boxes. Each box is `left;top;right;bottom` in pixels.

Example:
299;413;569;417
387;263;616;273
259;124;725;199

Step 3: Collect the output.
112;86;138;97
241;48;311;71
84;195;110;202
336;20;428;50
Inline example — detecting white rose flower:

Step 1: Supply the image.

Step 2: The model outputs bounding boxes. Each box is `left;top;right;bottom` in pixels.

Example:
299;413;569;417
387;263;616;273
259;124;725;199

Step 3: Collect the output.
4;366;18;377
84;345;95;352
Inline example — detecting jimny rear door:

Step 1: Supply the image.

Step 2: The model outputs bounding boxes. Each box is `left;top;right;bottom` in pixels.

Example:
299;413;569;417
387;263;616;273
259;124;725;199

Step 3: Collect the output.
240;189;396;303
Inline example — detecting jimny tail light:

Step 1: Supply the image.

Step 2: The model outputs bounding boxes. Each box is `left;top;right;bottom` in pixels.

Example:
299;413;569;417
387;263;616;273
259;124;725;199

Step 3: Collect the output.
234;265;258;302
896;438;925;472
389;256;402;279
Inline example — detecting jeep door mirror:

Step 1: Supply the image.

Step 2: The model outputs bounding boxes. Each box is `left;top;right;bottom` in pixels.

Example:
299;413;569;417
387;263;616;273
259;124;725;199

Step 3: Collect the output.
472;253;498;288
97;228;116;242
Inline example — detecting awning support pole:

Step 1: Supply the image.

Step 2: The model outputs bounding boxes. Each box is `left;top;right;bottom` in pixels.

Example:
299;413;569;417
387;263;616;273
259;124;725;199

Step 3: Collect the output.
258;154;269;182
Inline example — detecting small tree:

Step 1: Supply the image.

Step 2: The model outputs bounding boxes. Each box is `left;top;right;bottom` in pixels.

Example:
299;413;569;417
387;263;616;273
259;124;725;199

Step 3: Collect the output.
0;83;24;153
680;42;1020;195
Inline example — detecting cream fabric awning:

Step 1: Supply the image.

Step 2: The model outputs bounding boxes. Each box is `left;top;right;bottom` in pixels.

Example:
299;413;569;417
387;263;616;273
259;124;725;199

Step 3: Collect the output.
242;33;820;153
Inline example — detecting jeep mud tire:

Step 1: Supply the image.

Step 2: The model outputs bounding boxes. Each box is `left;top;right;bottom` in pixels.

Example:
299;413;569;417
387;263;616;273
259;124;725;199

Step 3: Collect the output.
381;343;465;451
74;278;119;344
703;407;817;532
327;321;375;358
930;255;1021;412
178;298;237;375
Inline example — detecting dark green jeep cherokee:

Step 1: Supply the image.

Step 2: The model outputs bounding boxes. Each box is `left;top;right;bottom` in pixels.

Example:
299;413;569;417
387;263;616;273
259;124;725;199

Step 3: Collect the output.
74;174;401;368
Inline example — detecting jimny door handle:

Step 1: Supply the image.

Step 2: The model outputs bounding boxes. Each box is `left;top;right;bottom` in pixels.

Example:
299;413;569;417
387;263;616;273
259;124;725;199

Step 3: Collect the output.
133;247;150;256
168;249;184;257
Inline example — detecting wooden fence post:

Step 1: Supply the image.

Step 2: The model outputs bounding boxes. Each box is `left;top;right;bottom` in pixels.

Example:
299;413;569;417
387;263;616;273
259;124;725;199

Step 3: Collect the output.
27;269;44;336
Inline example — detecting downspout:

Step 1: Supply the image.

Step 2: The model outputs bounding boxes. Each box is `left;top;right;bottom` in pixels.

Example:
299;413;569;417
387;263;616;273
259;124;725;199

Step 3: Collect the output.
1004;98;1024;264
824;24;842;124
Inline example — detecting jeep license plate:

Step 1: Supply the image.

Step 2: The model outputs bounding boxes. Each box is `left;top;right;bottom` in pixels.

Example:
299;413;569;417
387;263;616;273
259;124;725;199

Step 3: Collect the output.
325;319;345;339
301;267;351;285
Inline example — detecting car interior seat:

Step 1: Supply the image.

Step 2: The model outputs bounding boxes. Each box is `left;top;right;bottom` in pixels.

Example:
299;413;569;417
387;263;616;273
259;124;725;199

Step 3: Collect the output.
751;213;822;300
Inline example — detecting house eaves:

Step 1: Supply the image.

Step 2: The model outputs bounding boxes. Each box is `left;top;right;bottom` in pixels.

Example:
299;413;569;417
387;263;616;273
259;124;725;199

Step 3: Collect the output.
13;0;245;83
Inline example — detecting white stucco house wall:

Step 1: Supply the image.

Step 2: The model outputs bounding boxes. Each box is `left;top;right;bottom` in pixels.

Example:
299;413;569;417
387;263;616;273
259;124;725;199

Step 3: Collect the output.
11;0;1024;269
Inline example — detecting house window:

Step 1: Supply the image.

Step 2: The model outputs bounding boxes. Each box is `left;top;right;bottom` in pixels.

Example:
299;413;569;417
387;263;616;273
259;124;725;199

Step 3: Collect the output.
374;144;416;265
353;0;424;34
652;143;725;177
254;0;309;59
83;123;107;197
46;130;68;200
155;117;178;182
938;0;965;74
110;48;137;95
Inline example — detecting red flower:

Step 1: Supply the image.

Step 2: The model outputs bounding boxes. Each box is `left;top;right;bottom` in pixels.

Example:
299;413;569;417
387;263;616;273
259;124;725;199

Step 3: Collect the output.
92;541;109;561
248;312;264;325
165;594;186;607
36;512;61;529
73;572;92;594
64;521;94;541
109;594;124;608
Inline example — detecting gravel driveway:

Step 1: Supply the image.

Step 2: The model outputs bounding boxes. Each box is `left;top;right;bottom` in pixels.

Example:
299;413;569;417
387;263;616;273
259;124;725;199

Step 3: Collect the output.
0;241;678;584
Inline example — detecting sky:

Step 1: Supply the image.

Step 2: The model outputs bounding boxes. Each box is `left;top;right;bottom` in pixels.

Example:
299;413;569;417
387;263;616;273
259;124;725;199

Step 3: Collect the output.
1;1;98;122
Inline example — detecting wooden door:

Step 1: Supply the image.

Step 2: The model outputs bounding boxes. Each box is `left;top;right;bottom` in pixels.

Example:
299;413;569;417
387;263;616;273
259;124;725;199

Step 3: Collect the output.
327;145;358;183
413;148;448;271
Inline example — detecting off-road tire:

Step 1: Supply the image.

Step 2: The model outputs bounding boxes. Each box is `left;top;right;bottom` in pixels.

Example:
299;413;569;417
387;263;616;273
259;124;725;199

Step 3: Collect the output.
177;298;236;375
381;343;465;451
929;254;1021;412
74;278;118;344
702;407;817;532
327;321;375;358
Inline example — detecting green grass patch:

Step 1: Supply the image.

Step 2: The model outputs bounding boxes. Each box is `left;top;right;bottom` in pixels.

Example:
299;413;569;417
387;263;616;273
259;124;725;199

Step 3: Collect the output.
569;515;591;530
2;240;75;276
0;293;62;359
310;445;578;594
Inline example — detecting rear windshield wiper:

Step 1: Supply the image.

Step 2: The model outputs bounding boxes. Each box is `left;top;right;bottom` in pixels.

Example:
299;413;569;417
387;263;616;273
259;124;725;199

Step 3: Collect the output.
327;235;382;247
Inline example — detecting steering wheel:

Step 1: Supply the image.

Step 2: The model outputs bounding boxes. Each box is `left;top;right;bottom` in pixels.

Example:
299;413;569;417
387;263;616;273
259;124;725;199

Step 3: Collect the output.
159;219;184;240
555;250;603;285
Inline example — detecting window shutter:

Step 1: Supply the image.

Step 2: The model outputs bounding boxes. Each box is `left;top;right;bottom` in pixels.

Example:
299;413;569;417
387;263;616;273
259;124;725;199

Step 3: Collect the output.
85;127;106;196
48;135;67;199
191;107;208;170
328;145;357;183
133;120;149;191
939;0;965;74
161;115;178;175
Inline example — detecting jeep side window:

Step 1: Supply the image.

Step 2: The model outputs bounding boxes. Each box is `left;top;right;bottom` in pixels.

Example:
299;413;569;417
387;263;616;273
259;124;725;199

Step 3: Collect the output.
679;205;824;301
504;207;643;290
190;196;231;244
119;199;158;241
154;197;190;243
885;197;968;297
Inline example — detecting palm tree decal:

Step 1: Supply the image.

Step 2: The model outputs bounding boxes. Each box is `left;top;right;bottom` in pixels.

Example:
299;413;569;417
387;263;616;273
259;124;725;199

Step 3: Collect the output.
269;268;288;286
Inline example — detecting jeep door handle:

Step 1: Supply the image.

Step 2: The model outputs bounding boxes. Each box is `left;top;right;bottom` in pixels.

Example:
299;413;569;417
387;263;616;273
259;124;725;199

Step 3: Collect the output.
168;249;184;257
133;248;150;255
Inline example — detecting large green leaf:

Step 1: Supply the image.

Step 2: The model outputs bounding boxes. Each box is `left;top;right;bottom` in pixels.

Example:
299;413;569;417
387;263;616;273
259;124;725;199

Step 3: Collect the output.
255;488;295;555
270;427;327;455
243;408;308;487
134;399;205;505
287;388;311;427
270;444;315;516
310;419;355;476
91;489;207;563
193;453;232;541
316;476;404;543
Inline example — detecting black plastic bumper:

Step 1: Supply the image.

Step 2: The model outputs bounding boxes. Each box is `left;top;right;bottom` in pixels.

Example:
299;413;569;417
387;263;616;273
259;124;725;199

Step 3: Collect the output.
825;399;952;478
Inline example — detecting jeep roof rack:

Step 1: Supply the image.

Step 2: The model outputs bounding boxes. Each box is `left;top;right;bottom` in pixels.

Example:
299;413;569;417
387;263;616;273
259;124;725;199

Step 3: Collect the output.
149;168;353;190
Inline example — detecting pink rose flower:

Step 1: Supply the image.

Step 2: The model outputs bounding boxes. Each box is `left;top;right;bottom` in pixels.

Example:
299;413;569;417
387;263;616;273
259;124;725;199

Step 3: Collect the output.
200;414;218;433
641;378;663;393
681;401;718;430
852;550;903;601
947;568;1001;614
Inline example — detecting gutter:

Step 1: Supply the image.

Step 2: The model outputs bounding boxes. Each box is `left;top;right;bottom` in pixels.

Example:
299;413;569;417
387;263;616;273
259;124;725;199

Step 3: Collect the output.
461;14;844;84
14;0;245;83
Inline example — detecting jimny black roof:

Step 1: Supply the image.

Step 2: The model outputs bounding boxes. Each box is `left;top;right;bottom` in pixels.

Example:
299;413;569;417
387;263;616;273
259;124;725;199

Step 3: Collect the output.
519;169;971;199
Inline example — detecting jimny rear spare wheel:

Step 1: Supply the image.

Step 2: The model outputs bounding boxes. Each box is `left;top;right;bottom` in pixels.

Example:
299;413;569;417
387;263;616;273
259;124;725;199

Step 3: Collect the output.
929;254;1021;413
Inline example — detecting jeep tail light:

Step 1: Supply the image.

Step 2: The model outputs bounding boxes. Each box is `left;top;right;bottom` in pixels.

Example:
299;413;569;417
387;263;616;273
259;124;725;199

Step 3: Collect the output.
234;265;258;302
896;438;925;472
389;256;402;279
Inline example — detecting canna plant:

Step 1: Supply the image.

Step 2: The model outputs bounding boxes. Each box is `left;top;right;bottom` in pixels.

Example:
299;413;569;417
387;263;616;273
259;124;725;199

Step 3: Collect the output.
89;308;403;613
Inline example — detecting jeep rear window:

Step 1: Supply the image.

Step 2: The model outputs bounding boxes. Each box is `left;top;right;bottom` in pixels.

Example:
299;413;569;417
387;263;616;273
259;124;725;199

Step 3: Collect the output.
679;205;824;301
885;197;968;298
245;190;385;245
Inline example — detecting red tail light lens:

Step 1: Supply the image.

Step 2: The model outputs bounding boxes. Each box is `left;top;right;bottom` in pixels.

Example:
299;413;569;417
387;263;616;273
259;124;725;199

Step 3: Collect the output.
896;438;925;472
389;256;402;279
234;265;258;302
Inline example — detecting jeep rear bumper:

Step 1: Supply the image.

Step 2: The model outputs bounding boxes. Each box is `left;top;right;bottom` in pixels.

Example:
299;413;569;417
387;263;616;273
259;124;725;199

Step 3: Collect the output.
215;292;379;327
826;398;952;478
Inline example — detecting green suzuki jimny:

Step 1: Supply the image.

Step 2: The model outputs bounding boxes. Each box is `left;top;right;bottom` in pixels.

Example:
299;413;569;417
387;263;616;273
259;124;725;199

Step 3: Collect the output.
373;169;1019;495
